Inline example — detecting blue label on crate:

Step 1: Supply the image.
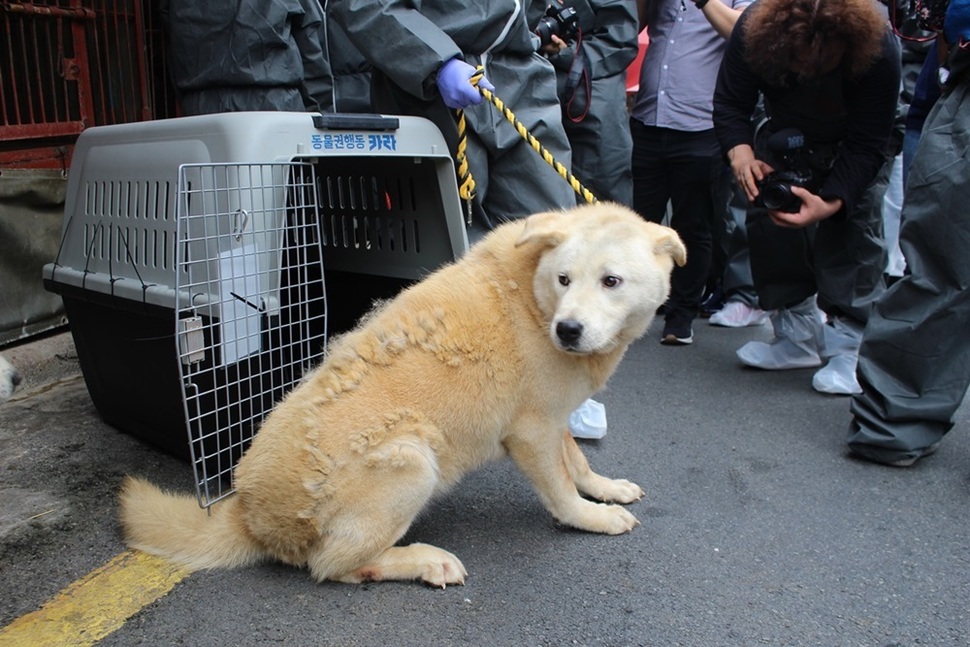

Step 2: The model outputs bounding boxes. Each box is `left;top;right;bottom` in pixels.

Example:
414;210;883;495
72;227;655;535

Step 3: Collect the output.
367;134;397;151
310;133;367;150
309;133;398;152
310;133;397;151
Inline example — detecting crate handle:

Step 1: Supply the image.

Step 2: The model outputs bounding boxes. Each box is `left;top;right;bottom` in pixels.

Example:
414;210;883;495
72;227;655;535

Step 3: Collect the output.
311;114;400;131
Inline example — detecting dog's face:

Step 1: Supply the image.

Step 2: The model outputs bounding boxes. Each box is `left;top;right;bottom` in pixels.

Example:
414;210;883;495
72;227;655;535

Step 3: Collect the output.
517;204;686;355
0;354;22;403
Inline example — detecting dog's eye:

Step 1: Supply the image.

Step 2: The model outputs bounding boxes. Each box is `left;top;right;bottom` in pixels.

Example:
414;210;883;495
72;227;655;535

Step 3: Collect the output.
558;273;570;287
602;275;622;288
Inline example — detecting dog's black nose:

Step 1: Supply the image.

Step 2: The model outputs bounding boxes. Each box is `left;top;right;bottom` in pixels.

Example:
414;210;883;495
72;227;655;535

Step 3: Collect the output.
556;320;583;345
12;370;22;387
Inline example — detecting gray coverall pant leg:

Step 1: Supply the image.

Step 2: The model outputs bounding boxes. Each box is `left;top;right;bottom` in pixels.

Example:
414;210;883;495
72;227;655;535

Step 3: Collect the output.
717;178;759;306
848;80;970;464
562;73;633;206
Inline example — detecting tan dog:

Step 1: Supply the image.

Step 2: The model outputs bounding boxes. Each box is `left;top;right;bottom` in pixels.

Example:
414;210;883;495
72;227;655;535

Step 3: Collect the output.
120;203;686;587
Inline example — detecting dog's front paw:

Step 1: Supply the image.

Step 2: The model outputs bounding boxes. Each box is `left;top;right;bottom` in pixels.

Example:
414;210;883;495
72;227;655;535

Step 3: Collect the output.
598;504;640;535
577;474;645;504
565;501;640;535
596;478;644;504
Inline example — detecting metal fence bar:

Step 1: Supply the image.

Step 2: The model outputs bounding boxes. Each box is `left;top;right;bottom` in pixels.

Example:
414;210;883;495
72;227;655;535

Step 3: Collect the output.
0;0;174;168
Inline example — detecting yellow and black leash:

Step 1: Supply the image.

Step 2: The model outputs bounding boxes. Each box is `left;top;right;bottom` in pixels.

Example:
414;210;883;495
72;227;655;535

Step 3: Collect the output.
453;66;597;223
453;105;478;225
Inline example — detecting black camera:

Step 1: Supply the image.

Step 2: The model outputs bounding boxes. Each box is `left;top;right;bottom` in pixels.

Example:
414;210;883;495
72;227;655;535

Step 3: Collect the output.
755;129;830;213
535;3;580;47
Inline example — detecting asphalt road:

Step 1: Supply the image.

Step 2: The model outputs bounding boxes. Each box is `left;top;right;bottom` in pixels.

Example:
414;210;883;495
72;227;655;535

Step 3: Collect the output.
1;320;968;646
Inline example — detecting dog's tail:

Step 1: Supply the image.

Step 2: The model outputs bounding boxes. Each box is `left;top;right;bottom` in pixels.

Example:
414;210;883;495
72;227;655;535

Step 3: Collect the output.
119;476;264;571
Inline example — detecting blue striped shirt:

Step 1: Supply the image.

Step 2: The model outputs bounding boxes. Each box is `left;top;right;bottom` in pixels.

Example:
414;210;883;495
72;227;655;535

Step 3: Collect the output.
632;0;753;132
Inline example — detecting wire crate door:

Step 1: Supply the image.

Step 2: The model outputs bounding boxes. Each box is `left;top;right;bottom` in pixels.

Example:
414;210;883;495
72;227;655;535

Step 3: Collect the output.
174;162;327;508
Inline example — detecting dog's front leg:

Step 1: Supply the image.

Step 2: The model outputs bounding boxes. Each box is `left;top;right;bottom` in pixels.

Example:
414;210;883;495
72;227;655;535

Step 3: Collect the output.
561;431;644;504
504;427;639;535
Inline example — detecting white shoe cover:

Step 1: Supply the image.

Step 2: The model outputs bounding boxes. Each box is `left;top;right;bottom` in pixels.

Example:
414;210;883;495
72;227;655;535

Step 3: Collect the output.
569;398;607;439
812;354;862;394
709;300;770;328
737;338;823;369
737;297;823;369
812;318;864;395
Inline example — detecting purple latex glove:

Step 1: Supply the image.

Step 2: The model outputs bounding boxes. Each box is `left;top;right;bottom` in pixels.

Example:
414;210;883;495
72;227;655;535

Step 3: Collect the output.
435;58;495;109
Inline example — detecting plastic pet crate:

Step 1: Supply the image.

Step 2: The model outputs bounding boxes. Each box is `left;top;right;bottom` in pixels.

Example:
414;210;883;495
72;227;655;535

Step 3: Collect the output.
43;112;467;506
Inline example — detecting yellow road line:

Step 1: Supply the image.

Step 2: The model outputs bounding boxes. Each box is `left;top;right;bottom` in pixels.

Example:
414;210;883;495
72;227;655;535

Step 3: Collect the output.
0;550;188;647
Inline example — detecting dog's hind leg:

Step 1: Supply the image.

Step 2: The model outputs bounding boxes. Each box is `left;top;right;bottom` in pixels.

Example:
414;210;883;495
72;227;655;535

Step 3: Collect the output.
561;431;644;504
331;543;467;588
304;431;466;587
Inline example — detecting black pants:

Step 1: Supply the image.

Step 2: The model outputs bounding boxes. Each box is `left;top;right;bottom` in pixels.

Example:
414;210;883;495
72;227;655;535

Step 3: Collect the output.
746;133;889;323
631;121;723;318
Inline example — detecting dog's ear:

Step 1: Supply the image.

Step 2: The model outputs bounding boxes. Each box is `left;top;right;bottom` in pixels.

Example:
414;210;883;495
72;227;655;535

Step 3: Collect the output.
648;224;688;267
514;210;569;248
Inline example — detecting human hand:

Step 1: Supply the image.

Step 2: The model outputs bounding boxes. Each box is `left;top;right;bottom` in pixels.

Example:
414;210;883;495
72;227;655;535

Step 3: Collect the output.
728;144;774;202
540;34;569;55
436;58;494;109
768;186;843;228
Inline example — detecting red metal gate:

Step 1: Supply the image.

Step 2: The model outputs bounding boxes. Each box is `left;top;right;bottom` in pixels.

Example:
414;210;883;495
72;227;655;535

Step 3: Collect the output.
0;0;175;169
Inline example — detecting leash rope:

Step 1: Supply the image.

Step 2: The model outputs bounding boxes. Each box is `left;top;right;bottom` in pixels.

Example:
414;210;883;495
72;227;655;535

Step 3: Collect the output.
452;66;597;223
453;106;477;225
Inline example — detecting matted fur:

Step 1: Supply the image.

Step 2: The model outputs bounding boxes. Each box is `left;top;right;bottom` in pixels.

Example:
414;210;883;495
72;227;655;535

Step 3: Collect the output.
120;203;686;587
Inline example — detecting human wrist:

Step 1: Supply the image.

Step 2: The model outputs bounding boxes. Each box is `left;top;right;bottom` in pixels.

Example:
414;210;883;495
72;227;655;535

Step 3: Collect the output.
693;0;710;9
823;197;844;218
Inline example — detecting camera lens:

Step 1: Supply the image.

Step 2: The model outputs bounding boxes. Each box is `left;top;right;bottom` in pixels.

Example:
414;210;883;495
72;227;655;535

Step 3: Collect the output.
760;181;802;213
760;182;791;210
536;17;558;46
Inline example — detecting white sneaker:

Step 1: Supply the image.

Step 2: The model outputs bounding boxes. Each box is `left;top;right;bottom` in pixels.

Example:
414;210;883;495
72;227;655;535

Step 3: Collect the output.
709;300;770;328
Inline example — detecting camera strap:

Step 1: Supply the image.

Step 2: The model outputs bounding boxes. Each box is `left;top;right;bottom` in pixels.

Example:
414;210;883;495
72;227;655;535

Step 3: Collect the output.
563;36;591;122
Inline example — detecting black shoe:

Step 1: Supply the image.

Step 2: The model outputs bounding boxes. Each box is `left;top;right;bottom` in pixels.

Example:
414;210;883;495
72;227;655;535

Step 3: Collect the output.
661;312;694;345
886;442;942;467
850;441;941;467
699;285;725;318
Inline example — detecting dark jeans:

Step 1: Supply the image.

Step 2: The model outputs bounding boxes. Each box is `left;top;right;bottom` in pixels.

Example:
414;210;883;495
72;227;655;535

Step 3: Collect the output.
631;120;722;319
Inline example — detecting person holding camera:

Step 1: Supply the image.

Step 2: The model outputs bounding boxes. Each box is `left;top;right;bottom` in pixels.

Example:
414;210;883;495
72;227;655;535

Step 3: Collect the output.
630;0;753;345
712;0;901;394
534;0;639;205
848;0;970;467
329;0;576;230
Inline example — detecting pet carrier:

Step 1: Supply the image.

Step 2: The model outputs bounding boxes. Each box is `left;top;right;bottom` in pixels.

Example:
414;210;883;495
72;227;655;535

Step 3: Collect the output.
42;112;467;506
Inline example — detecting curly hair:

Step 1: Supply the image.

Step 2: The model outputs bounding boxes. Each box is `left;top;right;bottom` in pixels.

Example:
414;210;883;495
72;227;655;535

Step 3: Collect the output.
742;0;887;85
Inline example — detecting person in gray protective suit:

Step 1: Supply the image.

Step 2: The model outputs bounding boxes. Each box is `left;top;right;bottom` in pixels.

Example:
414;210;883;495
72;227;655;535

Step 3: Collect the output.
328;0;576;230
848;4;970;468
161;0;331;115
534;0;639;206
